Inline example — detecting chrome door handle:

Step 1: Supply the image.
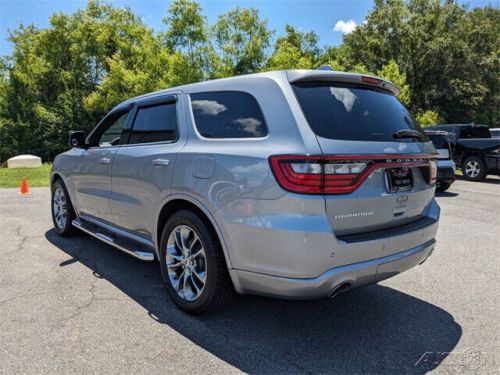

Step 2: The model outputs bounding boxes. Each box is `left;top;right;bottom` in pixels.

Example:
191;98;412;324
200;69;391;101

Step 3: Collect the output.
99;157;111;164
152;158;170;166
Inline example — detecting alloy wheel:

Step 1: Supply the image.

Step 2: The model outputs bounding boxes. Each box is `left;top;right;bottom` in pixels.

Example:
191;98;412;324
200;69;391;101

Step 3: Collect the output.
465;160;480;178
53;187;68;230
166;225;207;301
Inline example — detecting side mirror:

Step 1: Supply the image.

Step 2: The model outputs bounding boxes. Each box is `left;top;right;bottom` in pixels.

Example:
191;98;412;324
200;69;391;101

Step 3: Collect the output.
68;131;87;148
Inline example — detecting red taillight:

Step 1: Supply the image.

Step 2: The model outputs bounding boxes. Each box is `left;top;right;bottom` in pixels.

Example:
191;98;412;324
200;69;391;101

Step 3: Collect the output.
323;161;367;193
270;156;323;193
269;154;437;195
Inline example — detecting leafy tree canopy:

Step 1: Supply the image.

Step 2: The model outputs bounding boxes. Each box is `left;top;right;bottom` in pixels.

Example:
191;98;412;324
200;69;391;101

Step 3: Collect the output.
0;0;498;162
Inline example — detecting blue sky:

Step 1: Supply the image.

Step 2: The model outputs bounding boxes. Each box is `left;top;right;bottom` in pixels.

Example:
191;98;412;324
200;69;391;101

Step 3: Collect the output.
0;0;497;56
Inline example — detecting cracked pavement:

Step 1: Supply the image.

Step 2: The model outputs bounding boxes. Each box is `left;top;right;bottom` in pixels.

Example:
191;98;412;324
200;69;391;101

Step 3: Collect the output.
0;177;499;374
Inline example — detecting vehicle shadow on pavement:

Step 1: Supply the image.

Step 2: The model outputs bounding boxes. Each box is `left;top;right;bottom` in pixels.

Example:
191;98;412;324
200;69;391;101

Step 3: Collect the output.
435;191;458;197
46;229;462;374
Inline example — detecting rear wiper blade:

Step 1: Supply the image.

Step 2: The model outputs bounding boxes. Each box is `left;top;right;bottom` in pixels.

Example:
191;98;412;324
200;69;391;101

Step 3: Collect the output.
393;129;425;141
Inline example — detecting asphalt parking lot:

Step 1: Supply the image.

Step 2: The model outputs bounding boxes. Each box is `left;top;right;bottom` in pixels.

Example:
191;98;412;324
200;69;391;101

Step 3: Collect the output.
0;177;499;374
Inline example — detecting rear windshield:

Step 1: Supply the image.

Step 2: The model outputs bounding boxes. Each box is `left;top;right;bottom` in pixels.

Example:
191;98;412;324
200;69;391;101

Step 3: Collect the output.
292;82;426;142
426;134;449;149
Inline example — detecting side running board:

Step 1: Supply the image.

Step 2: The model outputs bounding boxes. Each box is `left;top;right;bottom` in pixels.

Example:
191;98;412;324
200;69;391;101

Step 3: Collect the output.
72;219;155;261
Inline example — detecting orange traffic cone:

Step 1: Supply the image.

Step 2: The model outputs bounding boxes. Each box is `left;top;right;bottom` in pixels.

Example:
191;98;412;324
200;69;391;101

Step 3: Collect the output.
20;177;31;195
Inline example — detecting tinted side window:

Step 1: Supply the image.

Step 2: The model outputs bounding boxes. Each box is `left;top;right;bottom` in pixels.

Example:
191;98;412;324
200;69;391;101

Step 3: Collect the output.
98;111;129;147
190;91;268;138
129;103;177;144
459;128;471;138
459;126;490;139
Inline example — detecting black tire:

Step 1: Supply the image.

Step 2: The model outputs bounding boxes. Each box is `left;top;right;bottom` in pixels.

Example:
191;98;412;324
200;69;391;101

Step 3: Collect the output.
159;209;233;315
436;183;450;192
462;156;487;181
51;179;78;236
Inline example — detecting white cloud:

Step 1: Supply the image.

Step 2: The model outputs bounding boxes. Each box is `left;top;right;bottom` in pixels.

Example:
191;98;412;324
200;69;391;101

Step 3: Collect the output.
333;20;357;34
191;100;227;116
330;87;358;112
233;117;263;136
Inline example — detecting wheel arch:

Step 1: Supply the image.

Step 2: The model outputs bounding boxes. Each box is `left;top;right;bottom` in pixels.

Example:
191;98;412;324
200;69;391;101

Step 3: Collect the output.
155;195;234;272
461;152;485;167
50;171;63;187
50;172;79;215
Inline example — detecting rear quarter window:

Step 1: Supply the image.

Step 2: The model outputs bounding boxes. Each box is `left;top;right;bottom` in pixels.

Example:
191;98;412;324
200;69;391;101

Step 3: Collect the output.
190;91;268;138
292;82;426;142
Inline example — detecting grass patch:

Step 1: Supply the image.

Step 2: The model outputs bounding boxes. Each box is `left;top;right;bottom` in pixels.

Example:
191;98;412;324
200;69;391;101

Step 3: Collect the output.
0;163;51;188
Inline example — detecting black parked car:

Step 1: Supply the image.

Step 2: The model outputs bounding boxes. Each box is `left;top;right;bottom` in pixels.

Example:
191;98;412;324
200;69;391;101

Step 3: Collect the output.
427;124;500;181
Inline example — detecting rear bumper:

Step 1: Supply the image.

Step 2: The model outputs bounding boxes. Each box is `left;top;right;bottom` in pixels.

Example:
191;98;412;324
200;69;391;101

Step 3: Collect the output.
437;166;456;185
218;195;440;280
436;159;456;185
231;239;435;299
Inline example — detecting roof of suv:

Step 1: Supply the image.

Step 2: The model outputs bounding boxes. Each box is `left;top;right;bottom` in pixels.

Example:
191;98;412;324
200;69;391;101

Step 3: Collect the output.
117;69;400;110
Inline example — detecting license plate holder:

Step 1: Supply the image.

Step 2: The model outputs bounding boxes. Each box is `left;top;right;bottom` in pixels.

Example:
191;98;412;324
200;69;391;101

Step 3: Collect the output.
386;167;413;193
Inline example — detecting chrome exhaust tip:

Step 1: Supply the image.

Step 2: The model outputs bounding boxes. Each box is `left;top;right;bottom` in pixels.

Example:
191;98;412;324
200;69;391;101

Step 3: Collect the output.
329;283;352;298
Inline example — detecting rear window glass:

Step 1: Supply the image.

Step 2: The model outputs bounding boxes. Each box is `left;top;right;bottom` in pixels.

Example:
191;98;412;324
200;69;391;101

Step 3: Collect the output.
190;91;268;138
129;103;177;144
459;126;490;139
292;82;426;142
426;134;449;149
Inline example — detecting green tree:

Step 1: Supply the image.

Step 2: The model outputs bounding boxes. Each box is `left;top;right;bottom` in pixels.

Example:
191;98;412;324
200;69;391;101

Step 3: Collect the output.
213;7;273;76
342;0;499;126
162;0;209;82
461;6;500;126
0;58;10;162
1;0;498;163
0;0;184;161
377;59;410;106
342;0;408;73
414;110;444;128
266;25;321;70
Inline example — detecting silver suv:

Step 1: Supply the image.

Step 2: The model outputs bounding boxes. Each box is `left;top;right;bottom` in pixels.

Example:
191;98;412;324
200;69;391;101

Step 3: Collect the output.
51;70;440;314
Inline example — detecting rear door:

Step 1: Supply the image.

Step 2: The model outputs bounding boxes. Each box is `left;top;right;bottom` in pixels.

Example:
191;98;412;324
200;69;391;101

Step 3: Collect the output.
292;81;437;236
110;94;186;239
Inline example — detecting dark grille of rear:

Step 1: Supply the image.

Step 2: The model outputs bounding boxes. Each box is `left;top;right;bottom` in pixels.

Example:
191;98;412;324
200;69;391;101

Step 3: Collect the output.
336;216;437;243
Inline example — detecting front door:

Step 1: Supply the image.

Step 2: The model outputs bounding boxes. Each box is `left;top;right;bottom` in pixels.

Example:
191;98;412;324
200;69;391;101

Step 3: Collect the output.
72;110;130;223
